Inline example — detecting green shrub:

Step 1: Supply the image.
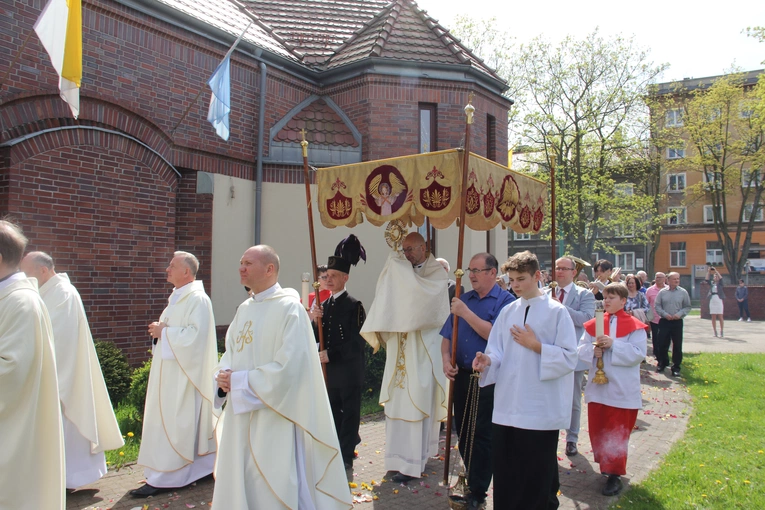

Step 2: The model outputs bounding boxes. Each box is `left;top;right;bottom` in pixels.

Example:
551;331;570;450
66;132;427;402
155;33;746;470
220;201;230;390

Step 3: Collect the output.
114;403;142;439
94;340;131;406
363;343;386;393
125;358;152;423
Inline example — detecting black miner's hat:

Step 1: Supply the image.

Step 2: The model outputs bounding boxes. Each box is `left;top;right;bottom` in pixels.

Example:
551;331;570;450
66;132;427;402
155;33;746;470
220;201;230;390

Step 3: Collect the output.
327;234;366;274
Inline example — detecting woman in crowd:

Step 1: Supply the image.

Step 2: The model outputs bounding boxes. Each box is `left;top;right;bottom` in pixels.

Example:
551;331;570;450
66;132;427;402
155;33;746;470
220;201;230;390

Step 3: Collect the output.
624;275;649;324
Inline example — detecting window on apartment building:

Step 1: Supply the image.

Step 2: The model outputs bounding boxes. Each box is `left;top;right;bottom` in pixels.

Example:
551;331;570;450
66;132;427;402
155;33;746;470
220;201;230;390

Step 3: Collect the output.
740;101;754;119
702;170;723;191
614;183;634;196
666;108;684;127
616;252;635;272
419;104;437;153
743;203;764;222
614;224;635;238
667;147;685;160
668;207;687;225
513;232;531;241
706;241;723;265
670;242;687;267
668;173;686;192
703;205;722;224
741;168;762;188
487;114;497;161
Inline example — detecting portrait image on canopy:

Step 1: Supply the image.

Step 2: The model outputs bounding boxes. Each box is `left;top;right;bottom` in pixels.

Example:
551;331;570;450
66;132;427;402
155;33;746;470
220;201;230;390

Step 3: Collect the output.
364;164;409;217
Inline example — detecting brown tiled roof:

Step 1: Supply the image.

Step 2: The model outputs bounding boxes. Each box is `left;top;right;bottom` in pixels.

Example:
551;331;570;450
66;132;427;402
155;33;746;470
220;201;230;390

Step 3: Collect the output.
241;0;390;65
327;0;498;78
153;0;299;61
273;98;359;147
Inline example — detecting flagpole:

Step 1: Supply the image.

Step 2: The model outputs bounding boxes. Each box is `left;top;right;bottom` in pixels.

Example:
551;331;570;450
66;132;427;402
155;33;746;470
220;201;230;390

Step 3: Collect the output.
170;21;252;136
443;92;475;486
301;129;327;383
0;30;35;90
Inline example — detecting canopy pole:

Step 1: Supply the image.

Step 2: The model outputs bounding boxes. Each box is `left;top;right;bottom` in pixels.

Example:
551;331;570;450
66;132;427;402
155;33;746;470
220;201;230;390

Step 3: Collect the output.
301;129;327;383
443;93;475;486
550;153;557;288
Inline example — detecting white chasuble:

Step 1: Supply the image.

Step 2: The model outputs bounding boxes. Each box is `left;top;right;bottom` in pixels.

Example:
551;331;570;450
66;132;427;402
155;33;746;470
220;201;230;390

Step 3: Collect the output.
360;252;449;476
138;280;219;486
211;284;352;510
0;275;64;509
39;273;124;488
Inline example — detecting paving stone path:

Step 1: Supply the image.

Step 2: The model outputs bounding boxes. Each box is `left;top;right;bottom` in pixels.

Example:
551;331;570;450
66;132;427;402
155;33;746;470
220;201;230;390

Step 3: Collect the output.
68;314;764;510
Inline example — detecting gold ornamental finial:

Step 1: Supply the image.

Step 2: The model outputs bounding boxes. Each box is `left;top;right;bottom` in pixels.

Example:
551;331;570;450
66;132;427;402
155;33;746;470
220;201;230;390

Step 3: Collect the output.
300;128;308;157
464;92;475;125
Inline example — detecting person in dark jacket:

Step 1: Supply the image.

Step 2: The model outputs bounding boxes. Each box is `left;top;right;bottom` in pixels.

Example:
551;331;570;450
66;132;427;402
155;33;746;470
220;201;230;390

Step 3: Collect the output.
311;235;367;472
736;279;751;322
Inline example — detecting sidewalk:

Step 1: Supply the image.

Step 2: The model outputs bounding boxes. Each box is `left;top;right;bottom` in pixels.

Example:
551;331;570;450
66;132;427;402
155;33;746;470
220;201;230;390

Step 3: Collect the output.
67;353;691;510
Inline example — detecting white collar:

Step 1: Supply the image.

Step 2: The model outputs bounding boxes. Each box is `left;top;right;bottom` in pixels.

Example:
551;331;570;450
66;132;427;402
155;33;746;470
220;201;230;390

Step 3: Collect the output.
252;282;281;303
330;288;347;300
0;271;26;292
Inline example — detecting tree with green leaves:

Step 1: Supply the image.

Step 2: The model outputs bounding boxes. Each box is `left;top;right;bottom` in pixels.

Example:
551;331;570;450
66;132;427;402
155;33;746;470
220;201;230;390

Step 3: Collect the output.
660;72;765;279
509;30;666;264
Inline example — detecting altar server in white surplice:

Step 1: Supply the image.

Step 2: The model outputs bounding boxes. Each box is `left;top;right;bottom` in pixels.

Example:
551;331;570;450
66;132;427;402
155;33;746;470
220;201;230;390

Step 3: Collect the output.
360;232;449;483
473;251;577;510
131;251;219;498
211;245;352;510
20;251;124;489
0;220;64;510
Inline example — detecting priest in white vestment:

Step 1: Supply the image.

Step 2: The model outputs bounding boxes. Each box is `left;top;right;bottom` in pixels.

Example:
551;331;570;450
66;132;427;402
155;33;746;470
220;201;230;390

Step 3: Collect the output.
0;220;64;510
132;251;219;498
360;233;449;483
211;245;352;510
20;252;124;489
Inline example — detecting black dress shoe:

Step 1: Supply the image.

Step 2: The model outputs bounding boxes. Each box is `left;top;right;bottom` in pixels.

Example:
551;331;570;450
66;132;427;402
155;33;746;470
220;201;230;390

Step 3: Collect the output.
671;368;680;377
465;492;487;509
657;365;666;373
391;472;416;483
130;484;172;498
602;475;623;496
565;441;578;456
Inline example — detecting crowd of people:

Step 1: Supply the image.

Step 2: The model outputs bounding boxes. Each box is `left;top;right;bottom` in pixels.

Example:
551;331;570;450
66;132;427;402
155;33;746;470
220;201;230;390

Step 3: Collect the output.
2;217;752;510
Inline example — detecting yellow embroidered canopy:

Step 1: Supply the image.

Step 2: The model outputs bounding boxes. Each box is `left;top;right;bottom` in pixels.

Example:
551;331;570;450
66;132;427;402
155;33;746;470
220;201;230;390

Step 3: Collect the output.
316;149;547;232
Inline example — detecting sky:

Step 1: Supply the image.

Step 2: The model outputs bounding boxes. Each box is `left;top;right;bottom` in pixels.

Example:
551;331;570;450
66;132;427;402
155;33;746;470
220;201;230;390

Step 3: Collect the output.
415;0;764;83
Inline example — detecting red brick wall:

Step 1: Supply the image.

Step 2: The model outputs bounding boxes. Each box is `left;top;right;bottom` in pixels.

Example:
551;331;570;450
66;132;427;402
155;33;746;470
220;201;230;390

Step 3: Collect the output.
6;129;177;360
700;281;763;321
1;0;510;363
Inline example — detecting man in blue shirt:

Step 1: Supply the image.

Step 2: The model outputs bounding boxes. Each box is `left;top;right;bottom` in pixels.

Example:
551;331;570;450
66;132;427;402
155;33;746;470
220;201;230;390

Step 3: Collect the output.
440;253;515;508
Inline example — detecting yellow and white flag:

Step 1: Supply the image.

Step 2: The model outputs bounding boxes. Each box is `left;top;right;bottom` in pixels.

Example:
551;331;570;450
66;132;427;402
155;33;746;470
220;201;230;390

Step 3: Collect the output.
34;0;82;118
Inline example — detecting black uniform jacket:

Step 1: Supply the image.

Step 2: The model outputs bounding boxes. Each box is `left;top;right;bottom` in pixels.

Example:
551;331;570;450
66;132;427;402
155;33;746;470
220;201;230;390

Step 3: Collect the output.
313;292;366;389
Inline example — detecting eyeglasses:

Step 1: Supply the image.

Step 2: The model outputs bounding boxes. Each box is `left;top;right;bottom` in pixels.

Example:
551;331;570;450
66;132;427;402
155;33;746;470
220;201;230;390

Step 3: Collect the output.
402;247;421;254
466;268;492;275
319;275;328;280
555;267;576;271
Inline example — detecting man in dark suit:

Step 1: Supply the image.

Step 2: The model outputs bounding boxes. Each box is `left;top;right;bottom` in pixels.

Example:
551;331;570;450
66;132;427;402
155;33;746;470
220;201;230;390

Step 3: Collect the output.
312;236;367;472
548;256;595;457
437;257;463;302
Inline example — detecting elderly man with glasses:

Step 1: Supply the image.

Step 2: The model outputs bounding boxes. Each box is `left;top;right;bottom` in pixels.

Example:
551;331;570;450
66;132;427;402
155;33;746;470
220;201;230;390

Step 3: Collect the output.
439;252;515;508
547;256;595;457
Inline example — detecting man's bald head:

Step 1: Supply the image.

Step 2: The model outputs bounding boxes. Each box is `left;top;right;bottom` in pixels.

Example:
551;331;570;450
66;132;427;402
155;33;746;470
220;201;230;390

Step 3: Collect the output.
20;251;56;286
436;258;450;273
402;232;427;266
0;220;28;277
239;245;280;294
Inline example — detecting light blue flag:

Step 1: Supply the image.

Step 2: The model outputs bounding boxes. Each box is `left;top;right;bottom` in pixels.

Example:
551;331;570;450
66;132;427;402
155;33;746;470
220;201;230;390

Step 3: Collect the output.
207;55;231;141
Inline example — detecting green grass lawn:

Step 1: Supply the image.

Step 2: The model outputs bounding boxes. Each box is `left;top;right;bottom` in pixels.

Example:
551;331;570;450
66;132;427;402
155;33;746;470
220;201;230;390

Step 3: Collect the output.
617;353;765;509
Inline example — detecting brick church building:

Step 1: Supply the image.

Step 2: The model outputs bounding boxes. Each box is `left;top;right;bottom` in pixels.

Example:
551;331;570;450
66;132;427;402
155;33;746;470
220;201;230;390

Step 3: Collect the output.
1;0;512;361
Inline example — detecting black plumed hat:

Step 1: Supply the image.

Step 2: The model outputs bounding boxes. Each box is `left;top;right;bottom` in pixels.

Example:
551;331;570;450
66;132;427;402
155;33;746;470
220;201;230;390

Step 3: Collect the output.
327;234;366;274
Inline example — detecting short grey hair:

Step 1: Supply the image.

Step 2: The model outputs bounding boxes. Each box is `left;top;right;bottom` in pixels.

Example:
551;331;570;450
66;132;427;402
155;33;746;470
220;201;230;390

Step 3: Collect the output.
0;219;28;267
256;245;280;275
26;251;55;270
174;251;200;276
436;258;450;272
